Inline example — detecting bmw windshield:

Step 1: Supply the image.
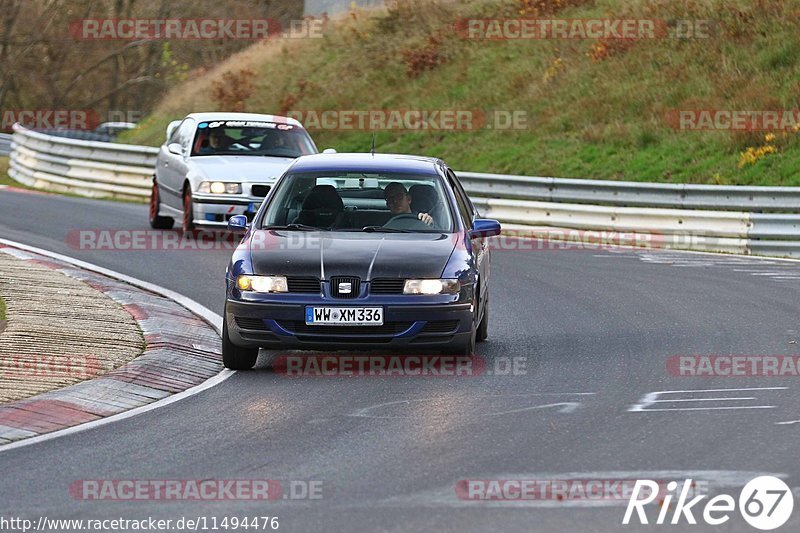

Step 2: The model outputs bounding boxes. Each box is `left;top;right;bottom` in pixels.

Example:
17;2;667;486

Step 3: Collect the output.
191;120;316;158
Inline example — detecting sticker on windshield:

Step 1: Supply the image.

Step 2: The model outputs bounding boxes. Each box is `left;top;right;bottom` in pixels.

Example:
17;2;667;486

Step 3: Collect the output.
204;120;294;130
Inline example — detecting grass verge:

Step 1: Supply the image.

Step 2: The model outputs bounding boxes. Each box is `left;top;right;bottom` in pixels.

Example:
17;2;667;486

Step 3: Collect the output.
121;0;800;185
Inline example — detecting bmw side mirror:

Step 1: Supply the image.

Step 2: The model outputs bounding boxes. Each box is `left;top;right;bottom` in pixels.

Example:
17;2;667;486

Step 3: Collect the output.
228;215;248;231
322;148;337;154
165;120;181;141
167;143;184;156
470;219;501;238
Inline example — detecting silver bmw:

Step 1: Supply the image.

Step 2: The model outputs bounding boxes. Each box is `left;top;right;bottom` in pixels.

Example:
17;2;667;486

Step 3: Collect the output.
149;112;320;231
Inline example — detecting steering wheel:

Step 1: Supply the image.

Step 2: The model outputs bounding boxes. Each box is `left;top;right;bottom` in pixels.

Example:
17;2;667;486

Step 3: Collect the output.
384;213;430;230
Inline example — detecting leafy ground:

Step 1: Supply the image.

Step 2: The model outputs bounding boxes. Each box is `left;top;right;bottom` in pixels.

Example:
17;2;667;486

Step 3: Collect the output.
119;0;800;185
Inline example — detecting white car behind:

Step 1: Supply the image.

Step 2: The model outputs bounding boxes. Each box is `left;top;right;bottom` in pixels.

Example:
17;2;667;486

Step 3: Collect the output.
149;112;319;231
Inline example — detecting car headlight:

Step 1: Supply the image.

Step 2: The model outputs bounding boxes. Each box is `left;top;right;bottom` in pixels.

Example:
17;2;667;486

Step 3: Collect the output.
199;181;242;194
236;275;288;293
403;279;460;295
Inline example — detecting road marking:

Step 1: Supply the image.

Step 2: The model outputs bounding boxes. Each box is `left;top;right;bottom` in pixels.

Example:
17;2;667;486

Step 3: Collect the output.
0;238;231;453
628;387;787;412
485;402;581;415
348;393;593;419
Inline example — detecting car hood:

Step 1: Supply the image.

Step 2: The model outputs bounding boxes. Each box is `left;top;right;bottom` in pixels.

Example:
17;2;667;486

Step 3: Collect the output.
188;155;295;183
249;231;456;279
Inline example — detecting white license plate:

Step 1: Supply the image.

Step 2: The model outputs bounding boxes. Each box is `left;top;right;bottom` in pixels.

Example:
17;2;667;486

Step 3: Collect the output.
305;306;384;326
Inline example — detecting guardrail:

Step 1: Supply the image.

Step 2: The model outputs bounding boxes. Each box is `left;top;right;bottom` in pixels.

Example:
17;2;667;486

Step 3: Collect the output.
6;124;800;257
8;124;157;201
0;133;11;156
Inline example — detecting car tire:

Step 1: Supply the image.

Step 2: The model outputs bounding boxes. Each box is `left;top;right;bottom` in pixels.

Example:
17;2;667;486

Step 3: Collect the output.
149;179;174;229
476;295;489;342
444;307;477;356
464;322;477;355
182;186;195;233
222;319;258;370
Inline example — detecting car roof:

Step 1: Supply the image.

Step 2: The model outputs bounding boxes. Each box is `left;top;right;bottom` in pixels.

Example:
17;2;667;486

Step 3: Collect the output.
185;112;305;129
288;153;447;175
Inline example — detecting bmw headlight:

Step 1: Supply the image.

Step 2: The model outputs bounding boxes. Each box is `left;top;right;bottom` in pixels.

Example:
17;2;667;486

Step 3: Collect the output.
199;181;242;194
403;279;460;295
236;275;288;293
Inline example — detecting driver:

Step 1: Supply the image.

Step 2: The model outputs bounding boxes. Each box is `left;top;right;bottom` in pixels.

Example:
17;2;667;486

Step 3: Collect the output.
199;128;230;154
384;182;433;225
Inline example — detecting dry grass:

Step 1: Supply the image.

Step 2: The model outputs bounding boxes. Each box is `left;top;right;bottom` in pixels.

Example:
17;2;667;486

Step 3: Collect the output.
123;0;800;185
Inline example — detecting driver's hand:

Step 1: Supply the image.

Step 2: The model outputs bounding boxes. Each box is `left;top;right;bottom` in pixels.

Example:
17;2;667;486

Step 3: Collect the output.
418;212;433;225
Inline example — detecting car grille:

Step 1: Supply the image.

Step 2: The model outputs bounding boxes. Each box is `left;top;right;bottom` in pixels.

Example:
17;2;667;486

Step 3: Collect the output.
330;276;360;299
287;277;321;293
251;185;271;197
281;321;413;335
369;279;406;294
235;317;269;330
420;320;460;334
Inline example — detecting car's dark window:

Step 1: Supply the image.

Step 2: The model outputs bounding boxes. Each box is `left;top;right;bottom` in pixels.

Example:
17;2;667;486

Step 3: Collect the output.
449;169;476;217
259;171;454;232
446;169;473;228
190;120;316;158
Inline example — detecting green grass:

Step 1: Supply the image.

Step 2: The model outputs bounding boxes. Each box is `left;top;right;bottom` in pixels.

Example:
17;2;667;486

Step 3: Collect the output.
0;296;6;321
0;157;29;190
121;0;800;186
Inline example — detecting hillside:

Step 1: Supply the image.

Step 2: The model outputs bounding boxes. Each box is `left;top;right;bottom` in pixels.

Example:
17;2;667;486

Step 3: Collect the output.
123;0;800;185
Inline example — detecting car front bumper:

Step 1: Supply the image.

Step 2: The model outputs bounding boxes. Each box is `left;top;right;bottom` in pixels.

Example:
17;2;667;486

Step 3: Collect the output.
225;299;474;351
192;193;264;227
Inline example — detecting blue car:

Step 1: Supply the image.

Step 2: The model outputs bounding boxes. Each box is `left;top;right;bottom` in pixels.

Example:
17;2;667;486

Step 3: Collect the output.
222;153;501;370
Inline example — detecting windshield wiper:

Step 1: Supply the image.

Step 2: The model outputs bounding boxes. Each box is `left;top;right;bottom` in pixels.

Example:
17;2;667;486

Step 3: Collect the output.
259;152;297;159
263;223;323;231
362;226;411;233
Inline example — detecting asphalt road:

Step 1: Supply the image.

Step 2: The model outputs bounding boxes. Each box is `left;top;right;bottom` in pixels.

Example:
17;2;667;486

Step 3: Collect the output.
1;188;800;532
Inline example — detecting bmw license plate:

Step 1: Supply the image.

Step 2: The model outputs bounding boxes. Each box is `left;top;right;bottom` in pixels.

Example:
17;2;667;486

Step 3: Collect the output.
306;307;383;326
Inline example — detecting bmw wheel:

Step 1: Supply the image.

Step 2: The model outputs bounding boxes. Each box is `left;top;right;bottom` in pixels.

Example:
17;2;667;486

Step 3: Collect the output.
149;178;174;229
182;186;195;233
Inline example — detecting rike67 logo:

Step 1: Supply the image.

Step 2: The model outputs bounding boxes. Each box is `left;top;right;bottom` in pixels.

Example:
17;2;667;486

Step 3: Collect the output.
623;476;793;530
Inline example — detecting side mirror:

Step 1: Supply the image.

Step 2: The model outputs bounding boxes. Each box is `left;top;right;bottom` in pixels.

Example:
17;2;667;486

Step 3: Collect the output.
228;215;248;231
167;143;184;156
322;148;337;154
470;219;501;239
165;120;181;141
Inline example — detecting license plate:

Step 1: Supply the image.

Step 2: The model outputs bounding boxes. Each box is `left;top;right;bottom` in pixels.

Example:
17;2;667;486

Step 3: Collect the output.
305;306;384;326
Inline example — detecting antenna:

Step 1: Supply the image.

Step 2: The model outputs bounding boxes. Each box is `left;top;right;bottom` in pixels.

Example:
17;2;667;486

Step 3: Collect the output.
371;132;376;156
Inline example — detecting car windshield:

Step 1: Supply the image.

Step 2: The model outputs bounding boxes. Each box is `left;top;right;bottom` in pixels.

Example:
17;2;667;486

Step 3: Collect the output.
260;171;454;233
190;120;316;158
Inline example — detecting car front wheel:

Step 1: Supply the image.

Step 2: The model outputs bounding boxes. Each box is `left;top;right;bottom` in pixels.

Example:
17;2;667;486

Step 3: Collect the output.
476;295;489;342
222;319;258;370
444;307;477;356
182;187;195;233
149;179;174;229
